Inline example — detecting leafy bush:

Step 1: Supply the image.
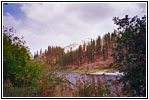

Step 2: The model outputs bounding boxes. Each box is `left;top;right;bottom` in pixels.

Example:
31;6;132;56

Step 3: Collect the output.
15;61;46;86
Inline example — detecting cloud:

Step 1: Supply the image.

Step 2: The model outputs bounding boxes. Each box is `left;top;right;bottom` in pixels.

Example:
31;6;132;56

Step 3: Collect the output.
3;12;21;28
66;3;115;24
3;3;146;55
110;3;145;18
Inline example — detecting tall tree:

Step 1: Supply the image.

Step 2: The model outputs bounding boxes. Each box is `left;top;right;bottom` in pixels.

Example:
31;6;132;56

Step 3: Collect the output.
78;45;83;65
102;34;109;60
110;30;117;48
112;15;146;96
96;35;101;55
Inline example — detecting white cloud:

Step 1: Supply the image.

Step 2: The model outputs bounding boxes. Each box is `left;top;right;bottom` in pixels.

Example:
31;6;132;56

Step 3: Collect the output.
3;3;146;55
110;3;145;18
3;12;21;28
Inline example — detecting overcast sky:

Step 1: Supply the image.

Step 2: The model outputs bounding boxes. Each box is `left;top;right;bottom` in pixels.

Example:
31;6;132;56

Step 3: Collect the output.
3;2;146;55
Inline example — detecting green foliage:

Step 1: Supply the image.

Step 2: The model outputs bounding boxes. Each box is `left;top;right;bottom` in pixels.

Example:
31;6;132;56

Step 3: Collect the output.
3;27;30;86
15;61;46;86
112;15;146;96
3;26;46;87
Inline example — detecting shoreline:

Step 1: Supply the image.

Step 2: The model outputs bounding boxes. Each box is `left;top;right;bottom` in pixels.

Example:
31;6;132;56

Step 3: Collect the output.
56;70;124;76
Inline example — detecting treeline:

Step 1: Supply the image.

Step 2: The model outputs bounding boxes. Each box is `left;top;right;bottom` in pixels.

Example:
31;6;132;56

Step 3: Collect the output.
35;30;117;66
34;46;64;65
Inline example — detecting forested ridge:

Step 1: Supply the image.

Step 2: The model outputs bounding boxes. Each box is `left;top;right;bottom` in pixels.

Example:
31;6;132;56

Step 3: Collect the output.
34;31;117;66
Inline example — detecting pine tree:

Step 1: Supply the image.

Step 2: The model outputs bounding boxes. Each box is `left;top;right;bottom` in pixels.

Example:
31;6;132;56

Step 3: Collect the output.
86;44;90;63
78;45;83;65
107;32;111;48
111;30;117;48
96;35;101;55
102;34;109;60
40;48;42;55
83;43;86;52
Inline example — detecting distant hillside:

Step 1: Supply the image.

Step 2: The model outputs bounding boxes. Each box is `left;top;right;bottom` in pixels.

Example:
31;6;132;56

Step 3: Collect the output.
34;32;117;70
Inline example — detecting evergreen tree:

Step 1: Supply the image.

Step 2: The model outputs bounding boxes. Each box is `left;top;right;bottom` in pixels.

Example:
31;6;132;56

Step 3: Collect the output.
96;35;101;55
110;30;117;48
86;44;90;63
102;34;109;60
78;45;83;65
107;32;111;48
83;43;86;52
